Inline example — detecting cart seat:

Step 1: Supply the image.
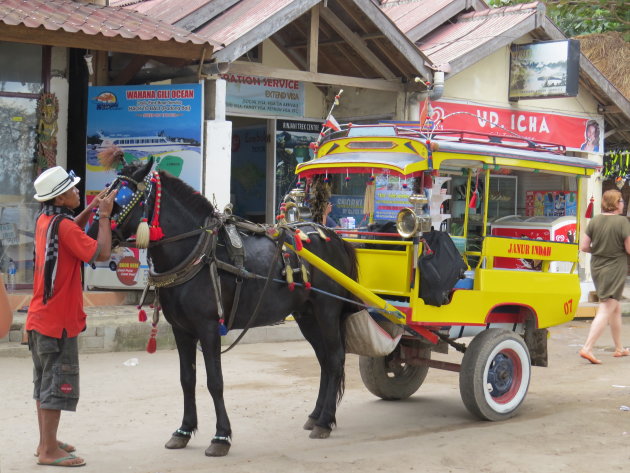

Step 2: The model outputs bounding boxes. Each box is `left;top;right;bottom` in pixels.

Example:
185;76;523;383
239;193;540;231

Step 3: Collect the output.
453;278;474;290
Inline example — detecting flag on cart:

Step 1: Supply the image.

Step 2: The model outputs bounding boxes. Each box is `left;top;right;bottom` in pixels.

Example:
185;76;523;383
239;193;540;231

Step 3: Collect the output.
419;96;429;128
324;115;341;132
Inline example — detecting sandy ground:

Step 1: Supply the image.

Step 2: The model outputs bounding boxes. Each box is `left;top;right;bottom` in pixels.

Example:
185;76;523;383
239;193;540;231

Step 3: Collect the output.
1;318;630;473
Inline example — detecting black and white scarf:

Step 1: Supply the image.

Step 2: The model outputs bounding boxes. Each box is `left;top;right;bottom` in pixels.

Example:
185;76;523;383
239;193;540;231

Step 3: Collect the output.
37;204;75;304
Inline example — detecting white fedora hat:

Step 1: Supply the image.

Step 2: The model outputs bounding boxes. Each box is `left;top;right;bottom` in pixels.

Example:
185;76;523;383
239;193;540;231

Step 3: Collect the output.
33;166;81;202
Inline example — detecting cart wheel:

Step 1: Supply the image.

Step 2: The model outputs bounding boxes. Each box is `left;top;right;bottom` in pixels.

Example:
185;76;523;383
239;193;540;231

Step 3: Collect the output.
359;345;430;400
459;328;531;421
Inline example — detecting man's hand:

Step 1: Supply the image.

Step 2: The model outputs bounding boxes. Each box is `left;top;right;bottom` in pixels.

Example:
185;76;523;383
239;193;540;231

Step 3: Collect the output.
98;188;118;218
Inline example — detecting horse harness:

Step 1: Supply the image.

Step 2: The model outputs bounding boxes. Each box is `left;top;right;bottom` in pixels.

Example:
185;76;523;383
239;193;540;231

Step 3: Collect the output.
142;215;326;340
108;168;331;350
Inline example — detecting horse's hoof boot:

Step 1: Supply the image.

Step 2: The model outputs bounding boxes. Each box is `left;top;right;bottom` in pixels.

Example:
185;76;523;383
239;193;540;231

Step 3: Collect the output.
309;425;331;439
205;442;230;457
165;435;190;449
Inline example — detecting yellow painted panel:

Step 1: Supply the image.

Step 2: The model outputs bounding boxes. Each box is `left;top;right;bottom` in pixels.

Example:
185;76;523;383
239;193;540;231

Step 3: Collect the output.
355;247;413;297
408;269;578;328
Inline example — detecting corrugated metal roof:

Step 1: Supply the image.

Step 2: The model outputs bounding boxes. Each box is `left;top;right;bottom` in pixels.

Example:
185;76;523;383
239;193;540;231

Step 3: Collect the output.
116;0;432;83
111;0;210;26
381;0;456;35
418;3;538;65
195;0;293;47
0;0;217;46
114;0;288;48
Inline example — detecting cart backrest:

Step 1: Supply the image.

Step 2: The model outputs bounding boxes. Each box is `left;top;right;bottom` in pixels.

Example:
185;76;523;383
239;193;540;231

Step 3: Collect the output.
480;236;578;272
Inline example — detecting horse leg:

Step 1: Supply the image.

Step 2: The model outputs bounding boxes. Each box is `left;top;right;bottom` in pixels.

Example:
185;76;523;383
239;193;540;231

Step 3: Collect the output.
165;328;198;449
295;310;328;431
197;325;232;457
295;305;346;439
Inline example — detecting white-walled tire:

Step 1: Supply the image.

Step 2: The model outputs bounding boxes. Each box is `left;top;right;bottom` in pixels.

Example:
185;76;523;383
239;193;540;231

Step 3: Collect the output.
459;329;531;421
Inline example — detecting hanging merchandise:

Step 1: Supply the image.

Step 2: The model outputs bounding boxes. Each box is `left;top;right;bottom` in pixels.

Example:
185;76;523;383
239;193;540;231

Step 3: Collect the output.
616;176;625;189
585;196;594;219
603;150;630;179
469;170;479;209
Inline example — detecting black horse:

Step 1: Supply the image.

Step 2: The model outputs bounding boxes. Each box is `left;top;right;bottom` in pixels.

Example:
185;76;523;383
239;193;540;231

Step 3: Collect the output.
89;159;358;456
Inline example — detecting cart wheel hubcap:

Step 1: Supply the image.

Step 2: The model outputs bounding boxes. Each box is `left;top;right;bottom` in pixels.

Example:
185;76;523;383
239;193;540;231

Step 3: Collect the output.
487;349;521;403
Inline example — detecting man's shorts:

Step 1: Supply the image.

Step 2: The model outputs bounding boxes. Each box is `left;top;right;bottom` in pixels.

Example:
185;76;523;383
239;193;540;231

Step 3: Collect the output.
29;330;80;411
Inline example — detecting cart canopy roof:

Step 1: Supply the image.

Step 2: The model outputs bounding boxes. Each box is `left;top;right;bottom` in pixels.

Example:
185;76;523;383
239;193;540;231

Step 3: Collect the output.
296;125;600;178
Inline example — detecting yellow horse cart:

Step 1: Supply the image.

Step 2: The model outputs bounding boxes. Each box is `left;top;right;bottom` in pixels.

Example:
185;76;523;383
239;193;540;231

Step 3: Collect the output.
286;124;598;421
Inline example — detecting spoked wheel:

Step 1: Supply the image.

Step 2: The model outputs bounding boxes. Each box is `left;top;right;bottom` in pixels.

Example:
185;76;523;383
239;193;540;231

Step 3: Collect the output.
459;328;531;421
359;344;430;400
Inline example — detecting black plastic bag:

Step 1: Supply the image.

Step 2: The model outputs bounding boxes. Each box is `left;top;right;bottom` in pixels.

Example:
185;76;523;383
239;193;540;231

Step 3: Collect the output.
418;231;467;307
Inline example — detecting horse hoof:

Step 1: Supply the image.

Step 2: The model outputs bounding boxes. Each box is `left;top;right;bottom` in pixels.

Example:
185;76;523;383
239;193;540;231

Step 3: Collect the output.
165;435;190;449
309;425;331;439
303;417;316;431
205;442;231;457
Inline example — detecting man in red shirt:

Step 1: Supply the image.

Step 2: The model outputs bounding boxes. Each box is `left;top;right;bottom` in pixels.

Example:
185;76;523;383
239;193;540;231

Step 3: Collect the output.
26;166;117;467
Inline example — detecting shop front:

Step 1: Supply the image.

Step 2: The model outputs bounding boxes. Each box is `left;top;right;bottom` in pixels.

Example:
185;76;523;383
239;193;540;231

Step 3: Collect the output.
220;58;401;224
0;42;48;294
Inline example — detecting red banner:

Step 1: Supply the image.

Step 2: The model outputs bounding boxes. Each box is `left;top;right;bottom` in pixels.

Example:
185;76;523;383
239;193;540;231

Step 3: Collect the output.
424;101;602;153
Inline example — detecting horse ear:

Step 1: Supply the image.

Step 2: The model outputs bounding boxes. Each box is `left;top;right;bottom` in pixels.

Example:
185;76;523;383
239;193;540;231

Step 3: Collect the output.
134;156;154;181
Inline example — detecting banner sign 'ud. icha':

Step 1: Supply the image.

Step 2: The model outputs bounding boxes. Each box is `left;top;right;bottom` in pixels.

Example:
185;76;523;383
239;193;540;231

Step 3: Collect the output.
386;100;603;153
430;101;603;153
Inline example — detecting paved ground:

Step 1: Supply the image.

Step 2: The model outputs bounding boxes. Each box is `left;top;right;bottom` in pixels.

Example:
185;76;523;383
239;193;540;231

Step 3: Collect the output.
1;318;630;473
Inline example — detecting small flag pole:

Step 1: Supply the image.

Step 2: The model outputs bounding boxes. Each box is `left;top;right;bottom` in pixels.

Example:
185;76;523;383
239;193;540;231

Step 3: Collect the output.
312;89;343;151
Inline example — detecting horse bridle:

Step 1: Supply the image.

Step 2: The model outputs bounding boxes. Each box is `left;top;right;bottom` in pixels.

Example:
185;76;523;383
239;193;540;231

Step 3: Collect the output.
101;168;218;249
95;170;154;246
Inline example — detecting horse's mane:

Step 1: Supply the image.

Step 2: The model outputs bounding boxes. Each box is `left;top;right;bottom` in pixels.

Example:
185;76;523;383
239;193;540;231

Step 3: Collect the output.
159;170;219;218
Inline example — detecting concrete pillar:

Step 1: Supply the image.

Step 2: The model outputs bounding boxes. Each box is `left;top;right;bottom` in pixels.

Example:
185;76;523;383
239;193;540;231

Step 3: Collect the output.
204;78;226;121
203;78;231;210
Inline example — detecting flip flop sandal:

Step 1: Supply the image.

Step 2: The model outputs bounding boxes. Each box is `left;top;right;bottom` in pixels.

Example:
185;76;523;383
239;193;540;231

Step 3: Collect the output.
35;442;76;457
613;348;630;357
579;349;602;364
37;454;86;467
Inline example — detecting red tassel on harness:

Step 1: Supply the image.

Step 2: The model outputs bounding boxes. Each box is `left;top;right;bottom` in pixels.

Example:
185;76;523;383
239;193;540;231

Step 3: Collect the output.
146;325;158;354
585;196;594;218
138;309;147;322
294;232;303;251
149;225;164;241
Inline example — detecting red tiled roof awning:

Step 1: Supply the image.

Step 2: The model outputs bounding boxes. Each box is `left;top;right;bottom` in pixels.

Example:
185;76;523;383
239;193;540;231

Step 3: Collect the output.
0;0;219;59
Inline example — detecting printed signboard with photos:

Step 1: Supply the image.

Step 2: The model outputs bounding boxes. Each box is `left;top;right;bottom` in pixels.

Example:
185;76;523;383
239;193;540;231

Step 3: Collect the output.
84;83;203;289
509;40;580;101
